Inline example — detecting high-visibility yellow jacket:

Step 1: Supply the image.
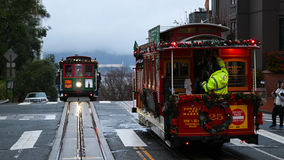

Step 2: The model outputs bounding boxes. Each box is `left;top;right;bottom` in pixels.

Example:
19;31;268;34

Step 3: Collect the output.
201;57;229;94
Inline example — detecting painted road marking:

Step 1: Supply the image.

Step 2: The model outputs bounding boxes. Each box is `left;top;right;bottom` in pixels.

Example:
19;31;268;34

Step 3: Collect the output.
133;146;154;160
45;115;56;120
116;129;147;147
230;135;284;160
18;102;31;105
19;116;34;120
258;129;284;145
46;102;58;104
10;130;42;150
0;116;7;120
99;101;111;103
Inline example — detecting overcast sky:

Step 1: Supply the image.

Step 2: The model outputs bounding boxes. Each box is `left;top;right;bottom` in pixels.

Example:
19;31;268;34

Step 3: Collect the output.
42;0;210;56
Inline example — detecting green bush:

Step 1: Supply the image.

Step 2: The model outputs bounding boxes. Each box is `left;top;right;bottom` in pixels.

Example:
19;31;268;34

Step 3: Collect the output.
0;81;10;100
263;50;284;73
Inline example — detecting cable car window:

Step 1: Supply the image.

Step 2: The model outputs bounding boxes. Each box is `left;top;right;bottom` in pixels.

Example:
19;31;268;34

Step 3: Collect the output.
75;64;83;77
152;58;155;87
64;64;72;77
169;62;188;77
144;58;147;85
156;57;159;88
199;27;217;34
85;64;93;77
165;61;189;90
148;58;151;86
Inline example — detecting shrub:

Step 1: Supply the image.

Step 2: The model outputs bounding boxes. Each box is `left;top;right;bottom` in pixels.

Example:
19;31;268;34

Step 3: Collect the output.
263;50;284;73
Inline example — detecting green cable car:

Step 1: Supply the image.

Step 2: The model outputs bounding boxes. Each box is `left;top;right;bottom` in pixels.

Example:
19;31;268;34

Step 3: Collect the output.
59;54;99;101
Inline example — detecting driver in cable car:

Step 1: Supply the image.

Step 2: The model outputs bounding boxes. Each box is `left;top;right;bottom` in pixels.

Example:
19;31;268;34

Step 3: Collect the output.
201;52;228;94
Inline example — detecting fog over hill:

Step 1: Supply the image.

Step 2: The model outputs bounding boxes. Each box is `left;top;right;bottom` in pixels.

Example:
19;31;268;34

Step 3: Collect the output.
44;50;135;66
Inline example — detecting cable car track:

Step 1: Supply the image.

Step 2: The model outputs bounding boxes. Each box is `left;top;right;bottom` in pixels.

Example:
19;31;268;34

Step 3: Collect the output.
55;102;106;160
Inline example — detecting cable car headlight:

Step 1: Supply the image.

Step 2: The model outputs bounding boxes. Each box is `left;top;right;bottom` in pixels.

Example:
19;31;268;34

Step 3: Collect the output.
76;82;82;88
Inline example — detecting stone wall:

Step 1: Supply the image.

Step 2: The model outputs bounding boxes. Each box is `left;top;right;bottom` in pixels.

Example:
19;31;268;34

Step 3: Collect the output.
262;70;284;97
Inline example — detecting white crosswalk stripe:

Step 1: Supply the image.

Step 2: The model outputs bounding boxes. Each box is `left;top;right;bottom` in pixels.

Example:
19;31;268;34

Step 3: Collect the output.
0;114;56;120
10;130;42;150
99;101;111;103
258;129;284;144
18;102;58;105
18;102;31;105
0;116;7;120
116;129;147;147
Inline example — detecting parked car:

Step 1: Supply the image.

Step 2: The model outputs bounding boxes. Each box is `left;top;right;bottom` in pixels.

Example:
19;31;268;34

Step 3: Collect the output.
24;92;49;103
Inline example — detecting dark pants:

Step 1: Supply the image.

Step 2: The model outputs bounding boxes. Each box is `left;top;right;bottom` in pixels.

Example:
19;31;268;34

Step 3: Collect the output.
272;105;284;126
57;84;61;95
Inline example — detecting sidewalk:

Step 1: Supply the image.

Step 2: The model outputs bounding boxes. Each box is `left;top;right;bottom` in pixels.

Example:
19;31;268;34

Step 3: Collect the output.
260;97;274;114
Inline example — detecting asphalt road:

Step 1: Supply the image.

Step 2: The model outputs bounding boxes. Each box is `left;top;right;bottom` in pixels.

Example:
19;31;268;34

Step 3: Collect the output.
0;102;64;160
1;101;284;160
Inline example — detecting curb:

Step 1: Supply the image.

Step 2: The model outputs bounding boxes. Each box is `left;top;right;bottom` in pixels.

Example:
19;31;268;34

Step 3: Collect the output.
90;102;115;160
48;102;68;160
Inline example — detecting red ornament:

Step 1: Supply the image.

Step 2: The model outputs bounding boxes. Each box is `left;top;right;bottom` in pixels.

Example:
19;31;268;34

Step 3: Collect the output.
230;93;235;100
243;40;247;43
165;43;168;46
187;43;191;47
199;41;203;45
258;42;261;45
179;42;183;45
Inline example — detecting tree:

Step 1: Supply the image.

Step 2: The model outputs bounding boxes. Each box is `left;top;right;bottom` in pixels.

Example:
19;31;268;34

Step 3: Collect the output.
14;55;57;102
98;67;132;101
0;0;51;79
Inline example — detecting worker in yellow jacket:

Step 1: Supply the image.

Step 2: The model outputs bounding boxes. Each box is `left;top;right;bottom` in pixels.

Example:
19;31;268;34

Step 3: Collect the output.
201;53;228;94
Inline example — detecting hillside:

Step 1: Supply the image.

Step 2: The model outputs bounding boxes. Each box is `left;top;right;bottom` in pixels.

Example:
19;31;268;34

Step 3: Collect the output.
44;50;135;66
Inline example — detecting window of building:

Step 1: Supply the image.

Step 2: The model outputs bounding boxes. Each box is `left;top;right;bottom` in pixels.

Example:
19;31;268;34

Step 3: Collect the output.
280;18;284;51
231;22;236;38
231;0;237;4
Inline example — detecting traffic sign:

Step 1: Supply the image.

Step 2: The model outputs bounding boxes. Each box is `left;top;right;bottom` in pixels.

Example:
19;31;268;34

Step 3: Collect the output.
4;49;18;62
7;69;16;78
7;63;15;68
7;80;13;89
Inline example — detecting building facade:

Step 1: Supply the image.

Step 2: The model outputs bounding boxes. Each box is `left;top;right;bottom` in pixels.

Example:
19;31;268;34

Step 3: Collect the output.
211;0;284;70
188;8;212;23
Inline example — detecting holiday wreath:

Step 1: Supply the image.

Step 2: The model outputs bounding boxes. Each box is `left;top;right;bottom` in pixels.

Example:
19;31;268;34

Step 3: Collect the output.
198;101;232;134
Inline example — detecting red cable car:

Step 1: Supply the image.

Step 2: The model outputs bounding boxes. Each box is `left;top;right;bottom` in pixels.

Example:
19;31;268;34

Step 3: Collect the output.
133;23;263;148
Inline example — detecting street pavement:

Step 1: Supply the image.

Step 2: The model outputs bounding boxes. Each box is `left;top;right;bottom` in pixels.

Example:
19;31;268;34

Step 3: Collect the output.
1;100;284;160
